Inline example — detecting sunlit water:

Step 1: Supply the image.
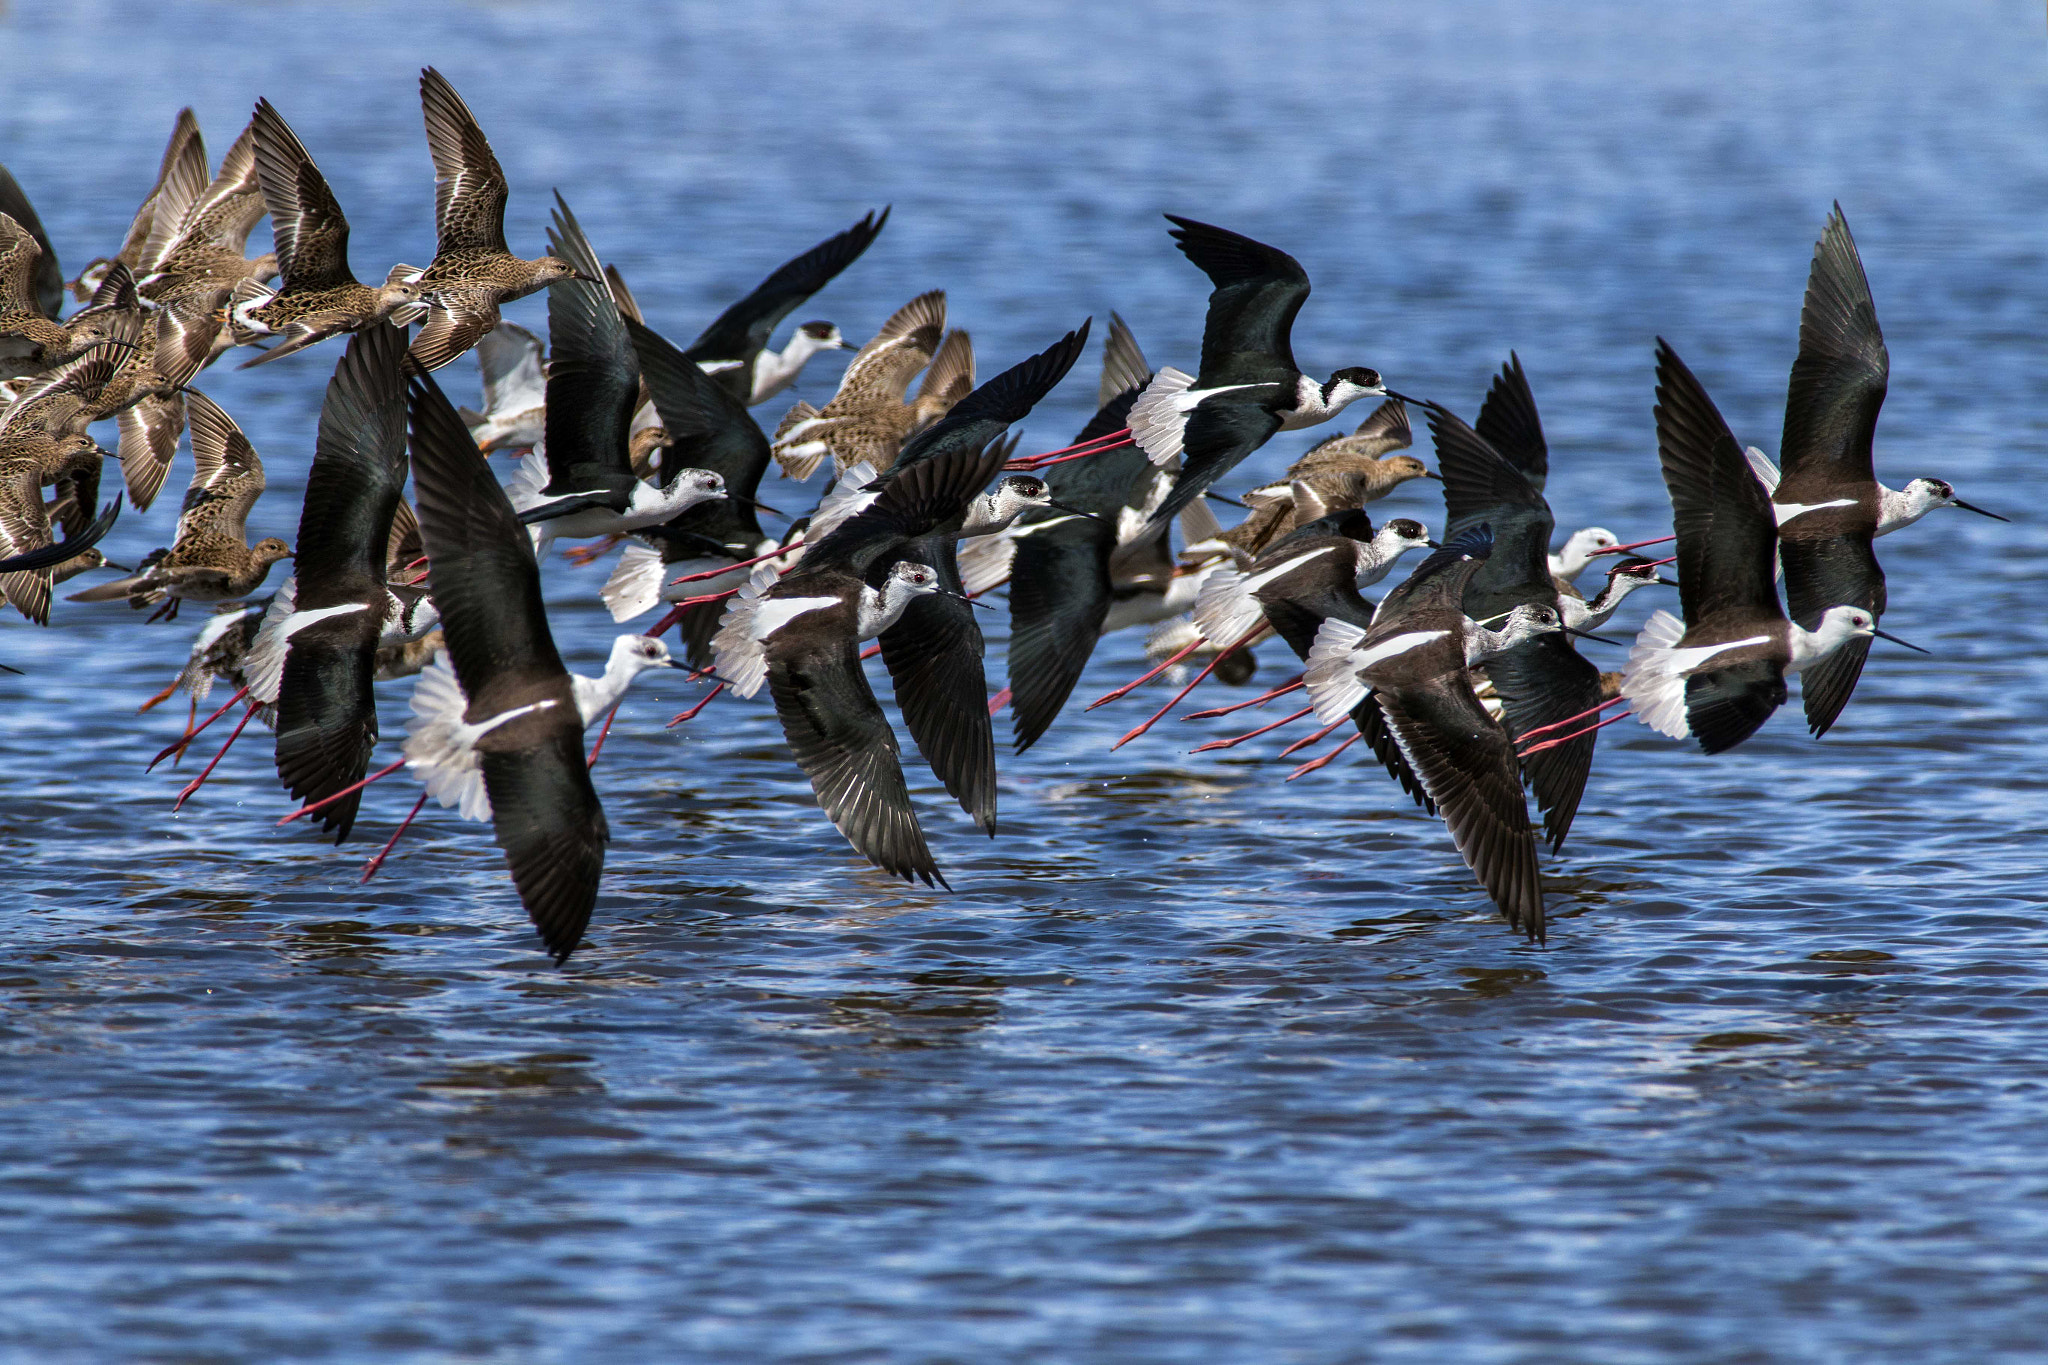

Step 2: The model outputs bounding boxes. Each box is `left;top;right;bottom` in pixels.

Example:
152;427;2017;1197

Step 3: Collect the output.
4;1;2047;1359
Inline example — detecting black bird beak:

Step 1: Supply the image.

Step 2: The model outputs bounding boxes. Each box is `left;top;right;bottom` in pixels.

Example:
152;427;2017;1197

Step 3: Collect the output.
1421;470;1443;481
1425;540;1443;549
1383;389;1445;413
1952;499;2010;522
1566;627;1622;645
1202;490;1242;507
1048;499;1109;522
573;272;602;284
1874;628;1930;654
0;662;20;674
102;561;131;573
945;591;996;610
738;495;785;517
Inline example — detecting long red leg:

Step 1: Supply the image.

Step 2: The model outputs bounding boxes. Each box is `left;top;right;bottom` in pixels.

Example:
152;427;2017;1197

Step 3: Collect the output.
987;686;1011;716
1002;427;1132;470
1088;636;1207;710
1190;705;1312;754
149;685;249;771
137;678;181;713
1277;715;1347;759
1520;710;1631;758
1110;627;1267;751
1286;732;1359;781
1183;675;1304;720
279;756;409;825
665;683;725;728
360;791;429;883
171;701;258;810
1516;694;1628;746
587;701;623;767
667;542;802;587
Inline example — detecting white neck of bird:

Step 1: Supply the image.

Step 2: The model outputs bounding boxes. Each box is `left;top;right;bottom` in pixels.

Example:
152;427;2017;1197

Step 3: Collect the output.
1876;481;1939;535
753;330;835;398
1571;573;1649;630
1356;529;1422;585
571;638;664;725
1787;609;1869;669
1285;374;1364;427
1462;609;1550;664
855;579;926;641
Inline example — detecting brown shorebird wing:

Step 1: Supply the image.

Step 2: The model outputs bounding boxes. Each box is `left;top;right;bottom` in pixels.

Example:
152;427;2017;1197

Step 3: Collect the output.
1475;354;1547;490
879;556;995;832
913;328;975;421
419;68;510;256
682;208;891;365
179;389;266;544
115;393;183;513
250;99;356;291
408;294;498;373
137;127;213;274
0;166;63;320
480;724;609;962
1651;340;1782;628
0;210;47;315
602;263;643;324
1380;678;1545;940
187;118;267;254
768;632;944;888
112;109;203;273
0;460;55;623
1779;204;1887;494
151;290;224;389
0;334;132;438
1098;311;1152;408
385;495;423;581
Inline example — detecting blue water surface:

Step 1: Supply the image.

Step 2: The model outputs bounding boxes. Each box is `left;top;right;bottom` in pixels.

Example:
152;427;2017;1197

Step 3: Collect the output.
3;1;2047;1360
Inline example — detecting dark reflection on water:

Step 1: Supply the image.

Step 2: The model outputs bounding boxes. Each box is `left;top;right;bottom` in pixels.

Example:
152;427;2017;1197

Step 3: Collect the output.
3;0;2048;1359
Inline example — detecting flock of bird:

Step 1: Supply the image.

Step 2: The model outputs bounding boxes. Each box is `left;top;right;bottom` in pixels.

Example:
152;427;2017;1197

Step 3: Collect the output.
0;71;2006;961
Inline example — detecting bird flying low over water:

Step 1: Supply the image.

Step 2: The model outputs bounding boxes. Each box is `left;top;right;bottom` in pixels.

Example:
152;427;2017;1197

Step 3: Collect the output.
1304;526;1580;939
231;98;428;369
1128;215;1409;531
681;208;888;406
1619;340;1920;754
770;291;956;480
1755;205;2001;737
403;370;681;961
404;68;586;373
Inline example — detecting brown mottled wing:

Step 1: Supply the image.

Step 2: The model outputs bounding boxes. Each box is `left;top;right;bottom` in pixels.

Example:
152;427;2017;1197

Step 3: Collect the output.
0;460;55;623
0;167;64;320
250;98;355;290
408;295;497;373
116;393;186;512
138;125;212;274
914;328;975;415
0;211;44;314
178;389;265;543
1379;681;1544;940
154;289;225;388
116;109;203;271
419;67;510;255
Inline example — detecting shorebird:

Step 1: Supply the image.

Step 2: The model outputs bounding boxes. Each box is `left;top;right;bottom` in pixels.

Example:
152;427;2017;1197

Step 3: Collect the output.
459;322;545;451
507;198;728;556
57;262;220;511
240;323;412;842
67;389;291;620
1615;340;1920;753
725;324;1089;865
64;107;204;303
770;291;949;479
1243;398;1434;513
1560;557;1673;632
0;493;119;574
1128;216;1407;530
601;314;782;664
0;162;67;324
0;210;79;376
1548;526;1623;588
405;68;586;372
1757;205;2003;737
681;208;888;405
1304;526;1579;938
0;338;130;623
135;119;274;307
398;369;681;961
1430;388;1610;852
1189;507;1435;805
230;98;428;368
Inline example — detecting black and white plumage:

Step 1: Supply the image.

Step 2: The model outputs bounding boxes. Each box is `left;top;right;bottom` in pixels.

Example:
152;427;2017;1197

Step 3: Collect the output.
507;197;727;555
1192;508;1434;809
1302;527;1565;939
402;369;678;961
255;322;410;843
1128;217;1394;530
715;559;954;885
1763;205;2001;737
1431;396;1604;852
681;208;887;405
1621;340;1907;755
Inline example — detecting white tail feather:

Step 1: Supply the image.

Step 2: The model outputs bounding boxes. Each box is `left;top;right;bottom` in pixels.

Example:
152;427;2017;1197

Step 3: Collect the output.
1303;619;1370;724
